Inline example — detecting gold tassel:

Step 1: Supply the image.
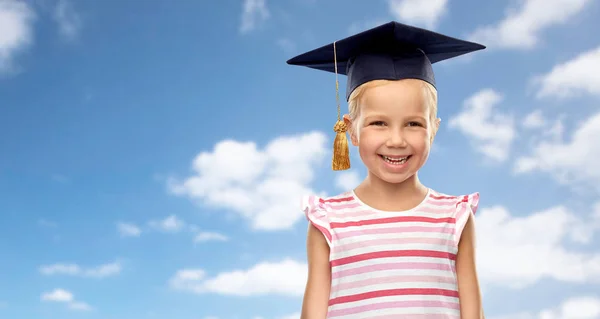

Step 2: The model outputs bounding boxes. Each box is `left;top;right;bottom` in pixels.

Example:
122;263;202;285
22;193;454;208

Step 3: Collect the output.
332;120;350;170
331;41;350;171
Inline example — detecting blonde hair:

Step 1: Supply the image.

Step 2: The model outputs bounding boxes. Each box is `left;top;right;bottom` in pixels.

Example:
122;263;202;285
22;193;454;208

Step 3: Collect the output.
347;79;439;139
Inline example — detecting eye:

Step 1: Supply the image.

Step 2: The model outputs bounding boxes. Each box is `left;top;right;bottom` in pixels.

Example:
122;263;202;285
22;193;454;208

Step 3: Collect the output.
407;121;423;127
369;121;386;126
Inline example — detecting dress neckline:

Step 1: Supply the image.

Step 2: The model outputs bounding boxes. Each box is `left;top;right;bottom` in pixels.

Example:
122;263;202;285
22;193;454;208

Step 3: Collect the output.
349;187;432;213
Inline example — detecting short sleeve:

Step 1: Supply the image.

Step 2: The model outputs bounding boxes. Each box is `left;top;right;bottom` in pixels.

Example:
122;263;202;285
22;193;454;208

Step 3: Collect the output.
301;195;333;248
454;192;479;246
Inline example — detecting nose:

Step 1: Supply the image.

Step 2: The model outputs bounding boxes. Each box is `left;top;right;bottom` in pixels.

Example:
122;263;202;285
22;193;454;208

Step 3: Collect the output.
386;129;408;148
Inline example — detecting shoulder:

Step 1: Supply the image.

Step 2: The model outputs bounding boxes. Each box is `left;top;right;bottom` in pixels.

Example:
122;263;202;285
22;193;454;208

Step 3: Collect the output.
300;191;354;248
300;191;355;215
428;189;480;215
429;189;480;246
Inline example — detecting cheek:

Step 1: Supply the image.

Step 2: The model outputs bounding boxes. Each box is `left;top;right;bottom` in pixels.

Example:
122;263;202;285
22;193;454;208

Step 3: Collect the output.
356;130;380;152
408;131;431;151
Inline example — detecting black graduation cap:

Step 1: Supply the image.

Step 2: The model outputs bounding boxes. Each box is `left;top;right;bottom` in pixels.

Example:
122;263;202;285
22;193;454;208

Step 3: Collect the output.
286;21;486;101
286;21;485;171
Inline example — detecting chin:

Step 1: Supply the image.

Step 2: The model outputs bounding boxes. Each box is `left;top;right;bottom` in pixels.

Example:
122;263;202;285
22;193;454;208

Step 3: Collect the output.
375;172;416;185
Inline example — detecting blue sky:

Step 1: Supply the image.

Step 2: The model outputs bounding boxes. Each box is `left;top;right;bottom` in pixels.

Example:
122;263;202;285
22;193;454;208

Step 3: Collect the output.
1;0;600;318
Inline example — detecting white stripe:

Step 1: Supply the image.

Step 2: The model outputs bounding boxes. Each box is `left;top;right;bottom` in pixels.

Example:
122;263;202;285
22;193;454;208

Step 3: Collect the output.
332;281;459;297
332;259;455;275
334;223;456;235
332;270;456;284
335;231;452;244
334;267;456;282
334;232;455;246
327;294;460;313
336;306;461;318
331;243;455;260
333;222;456;233
327;203;456;218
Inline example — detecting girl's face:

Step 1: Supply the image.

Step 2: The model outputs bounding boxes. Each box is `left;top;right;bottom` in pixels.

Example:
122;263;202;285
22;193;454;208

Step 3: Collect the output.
348;79;437;185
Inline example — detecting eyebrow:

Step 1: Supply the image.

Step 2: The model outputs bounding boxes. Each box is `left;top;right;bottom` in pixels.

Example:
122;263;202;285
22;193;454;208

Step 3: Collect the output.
362;114;388;122
363;114;428;122
406;115;428;122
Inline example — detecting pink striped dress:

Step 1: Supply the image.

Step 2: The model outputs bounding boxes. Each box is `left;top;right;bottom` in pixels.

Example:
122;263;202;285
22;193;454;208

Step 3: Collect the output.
301;188;479;318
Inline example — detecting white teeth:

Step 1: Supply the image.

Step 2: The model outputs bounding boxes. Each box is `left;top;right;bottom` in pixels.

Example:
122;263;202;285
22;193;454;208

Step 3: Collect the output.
382;156;408;164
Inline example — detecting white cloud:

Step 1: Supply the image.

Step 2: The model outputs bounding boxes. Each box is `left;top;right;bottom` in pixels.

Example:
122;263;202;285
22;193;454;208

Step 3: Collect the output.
138;214;226;243
0;0;35;74
448;89;516;162
39;261;121;278
514;111;600;193
68;301;92;311
468;0;593;50
117;222;141;237
41;288;73;302
476;204;600;289
240;0;269;34
387;0;448;29
194;231;228;243
594;202;600;221
542;117;566;141
489;295;600;319
522;110;547;129
532;46;600;99
41;289;92;311
168;132;327;231
53;0;81;41
148;215;185;232
169;259;306;296
335;170;361;191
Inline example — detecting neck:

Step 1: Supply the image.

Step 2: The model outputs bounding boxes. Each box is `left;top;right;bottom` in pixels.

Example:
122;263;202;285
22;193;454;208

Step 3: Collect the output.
354;172;429;211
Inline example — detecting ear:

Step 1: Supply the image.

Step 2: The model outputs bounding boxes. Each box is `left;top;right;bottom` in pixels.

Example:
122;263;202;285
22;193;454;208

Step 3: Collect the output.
343;114;359;146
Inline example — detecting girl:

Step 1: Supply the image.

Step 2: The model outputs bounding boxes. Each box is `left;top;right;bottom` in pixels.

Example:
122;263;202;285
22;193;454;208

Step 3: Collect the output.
287;22;486;318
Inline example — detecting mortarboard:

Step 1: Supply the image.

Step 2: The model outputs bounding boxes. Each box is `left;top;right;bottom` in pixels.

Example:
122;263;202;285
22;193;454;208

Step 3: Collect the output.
286;21;485;171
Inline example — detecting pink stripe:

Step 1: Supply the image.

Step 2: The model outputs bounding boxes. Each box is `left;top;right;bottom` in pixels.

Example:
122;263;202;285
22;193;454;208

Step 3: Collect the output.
332;275;456;291
423;199;458;207
340;206;455;216
329;288;458;306
331;250;455;267
331;216;454;229
320;196;353;203
329;202;363;210
330;207;453;219
455;208;467;225
329;205;455;219
336;226;454;239
328;300;460;317
332;262;452;279
367;315;459;319
333;237;453;253
430;194;458;200
427;199;458;206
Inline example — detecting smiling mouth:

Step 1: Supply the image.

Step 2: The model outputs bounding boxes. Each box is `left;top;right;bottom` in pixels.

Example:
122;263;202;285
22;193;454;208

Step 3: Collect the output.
379;155;411;165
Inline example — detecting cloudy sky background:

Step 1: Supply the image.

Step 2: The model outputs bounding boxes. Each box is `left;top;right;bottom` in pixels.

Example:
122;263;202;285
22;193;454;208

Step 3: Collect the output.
1;0;600;318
